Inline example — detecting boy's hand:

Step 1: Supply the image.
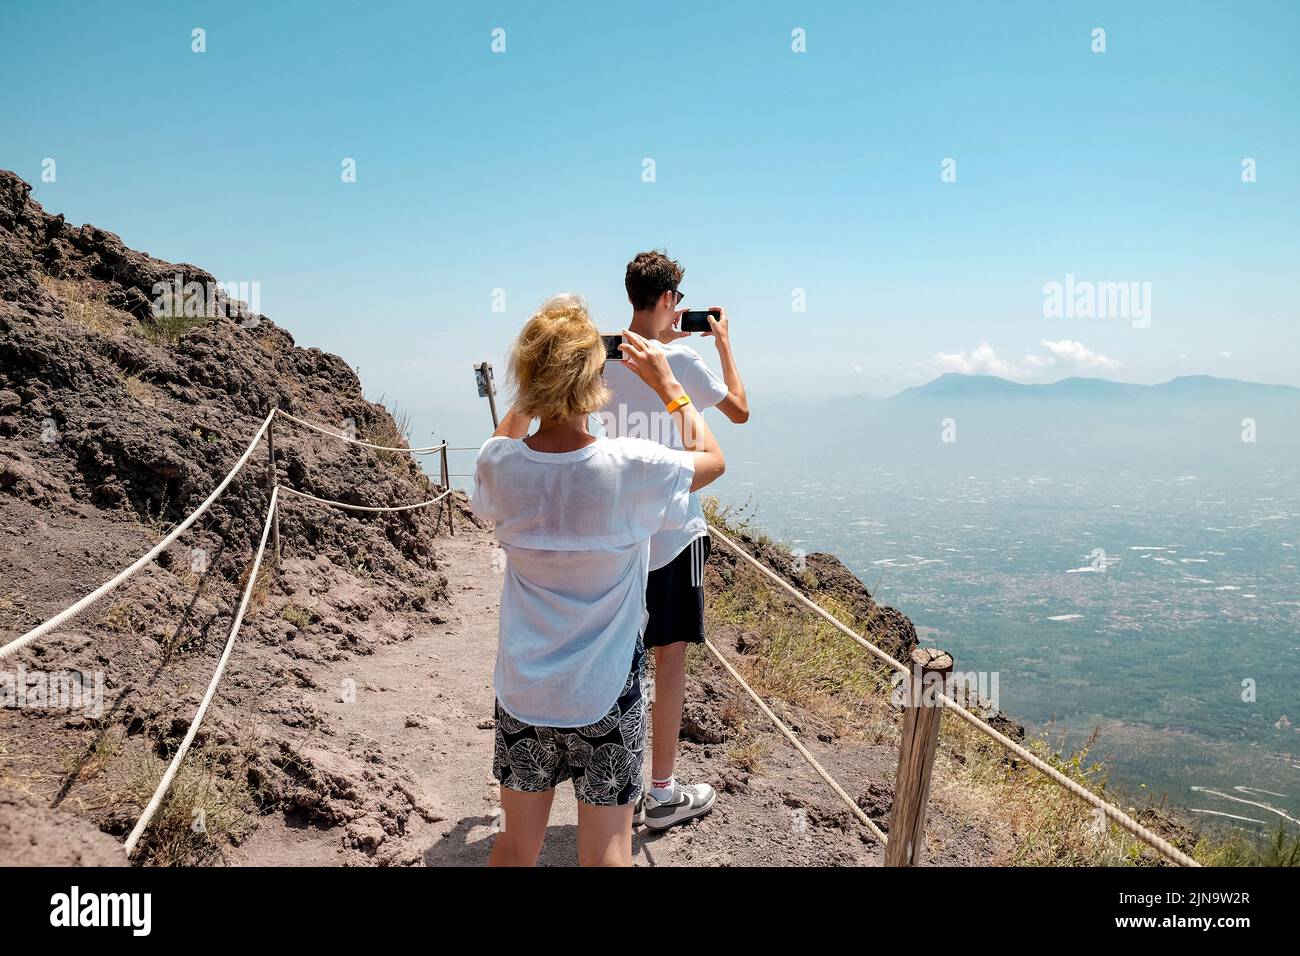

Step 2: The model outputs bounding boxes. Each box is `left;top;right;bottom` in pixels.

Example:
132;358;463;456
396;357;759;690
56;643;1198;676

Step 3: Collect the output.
664;307;693;343
703;307;732;350
620;328;684;402
705;307;750;424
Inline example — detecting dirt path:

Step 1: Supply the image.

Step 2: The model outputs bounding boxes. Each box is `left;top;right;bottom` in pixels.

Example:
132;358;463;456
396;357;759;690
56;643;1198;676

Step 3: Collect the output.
231;521;1000;867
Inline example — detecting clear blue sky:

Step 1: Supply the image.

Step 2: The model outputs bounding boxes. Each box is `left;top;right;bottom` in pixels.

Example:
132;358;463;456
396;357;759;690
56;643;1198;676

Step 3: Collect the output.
4;0;1297;435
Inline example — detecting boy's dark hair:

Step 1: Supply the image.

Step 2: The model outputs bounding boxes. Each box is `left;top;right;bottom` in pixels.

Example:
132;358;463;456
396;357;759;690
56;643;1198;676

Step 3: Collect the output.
625;250;684;311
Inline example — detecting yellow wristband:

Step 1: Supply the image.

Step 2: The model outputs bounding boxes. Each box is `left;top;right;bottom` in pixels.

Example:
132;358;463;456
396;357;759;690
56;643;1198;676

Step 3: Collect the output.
665;395;691;414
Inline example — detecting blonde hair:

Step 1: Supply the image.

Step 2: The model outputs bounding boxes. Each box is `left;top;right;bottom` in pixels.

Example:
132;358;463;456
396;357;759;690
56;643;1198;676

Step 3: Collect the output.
508;293;610;422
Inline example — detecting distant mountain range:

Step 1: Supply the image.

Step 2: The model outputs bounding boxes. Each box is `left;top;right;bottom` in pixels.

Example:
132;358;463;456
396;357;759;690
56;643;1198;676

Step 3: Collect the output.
730;374;1300;475
893;373;1300;402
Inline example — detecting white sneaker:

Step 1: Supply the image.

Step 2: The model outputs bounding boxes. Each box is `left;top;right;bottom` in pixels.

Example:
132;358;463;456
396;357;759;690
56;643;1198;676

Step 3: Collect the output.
641;782;717;831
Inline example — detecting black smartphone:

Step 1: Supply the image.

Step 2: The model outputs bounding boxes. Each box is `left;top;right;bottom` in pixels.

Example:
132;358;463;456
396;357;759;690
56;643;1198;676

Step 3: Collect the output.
679;309;721;333
601;333;623;360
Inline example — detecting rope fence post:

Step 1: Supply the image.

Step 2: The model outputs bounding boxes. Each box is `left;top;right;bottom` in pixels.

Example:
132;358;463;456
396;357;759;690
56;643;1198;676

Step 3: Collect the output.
885;647;953;866
266;407;280;563
439;443;454;535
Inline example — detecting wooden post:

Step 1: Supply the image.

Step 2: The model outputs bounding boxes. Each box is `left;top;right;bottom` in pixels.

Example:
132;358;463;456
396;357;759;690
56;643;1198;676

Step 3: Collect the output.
266;411;280;563
440;443;454;536
885;646;954;866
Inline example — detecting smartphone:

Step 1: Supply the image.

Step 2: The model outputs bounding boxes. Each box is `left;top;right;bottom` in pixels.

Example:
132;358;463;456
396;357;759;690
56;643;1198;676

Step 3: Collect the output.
679;309;721;333
601;333;623;361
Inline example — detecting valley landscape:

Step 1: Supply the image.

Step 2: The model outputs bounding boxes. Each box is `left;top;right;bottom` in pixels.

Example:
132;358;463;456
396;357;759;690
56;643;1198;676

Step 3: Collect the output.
706;375;1300;828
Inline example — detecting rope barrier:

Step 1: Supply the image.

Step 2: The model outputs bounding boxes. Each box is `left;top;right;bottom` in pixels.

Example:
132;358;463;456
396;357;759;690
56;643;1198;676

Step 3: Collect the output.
7;407;456;857
274;409;447;454
124;487;279;856
705;525;1200;867
278;485;452;513
708;527;906;677
0;410;276;662
4;409;455;663
121;479;451;854
6;397;1198;866
935;691;1200;867
703;638;888;845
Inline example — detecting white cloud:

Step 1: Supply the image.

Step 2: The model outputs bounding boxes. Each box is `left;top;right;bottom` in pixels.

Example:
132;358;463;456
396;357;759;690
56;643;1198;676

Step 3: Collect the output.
1218;350;1233;359
922;340;1120;382
929;342;1021;378
1038;339;1121;372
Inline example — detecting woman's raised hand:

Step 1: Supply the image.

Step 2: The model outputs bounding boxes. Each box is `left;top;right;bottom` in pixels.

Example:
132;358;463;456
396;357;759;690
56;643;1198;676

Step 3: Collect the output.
619;329;683;402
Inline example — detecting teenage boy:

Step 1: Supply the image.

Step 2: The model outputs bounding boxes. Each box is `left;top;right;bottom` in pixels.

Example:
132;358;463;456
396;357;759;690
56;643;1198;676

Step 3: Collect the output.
598;250;750;830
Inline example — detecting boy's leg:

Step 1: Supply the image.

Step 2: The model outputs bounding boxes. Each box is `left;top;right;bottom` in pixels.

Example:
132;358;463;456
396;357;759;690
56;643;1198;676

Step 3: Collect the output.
576;802;635;866
651;641;687;784
641;536;717;830
489;787;554;866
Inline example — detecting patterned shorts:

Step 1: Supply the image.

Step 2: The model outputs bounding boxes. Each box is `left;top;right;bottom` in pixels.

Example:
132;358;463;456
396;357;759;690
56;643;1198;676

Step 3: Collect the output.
492;638;647;807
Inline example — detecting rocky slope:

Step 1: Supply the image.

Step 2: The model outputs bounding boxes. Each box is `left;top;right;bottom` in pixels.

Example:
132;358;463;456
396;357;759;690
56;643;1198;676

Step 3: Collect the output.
0;170;473;862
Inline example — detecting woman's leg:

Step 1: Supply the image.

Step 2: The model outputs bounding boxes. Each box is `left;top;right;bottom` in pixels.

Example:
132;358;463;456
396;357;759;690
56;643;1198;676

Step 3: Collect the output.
489;786;555;866
576;801;635;866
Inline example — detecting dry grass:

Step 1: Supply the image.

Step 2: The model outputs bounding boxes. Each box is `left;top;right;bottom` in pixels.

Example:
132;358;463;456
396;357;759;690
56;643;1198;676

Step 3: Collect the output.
39;275;133;335
60;731;123;787
255;334;282;356
280;604;312;629
118;745;254;866
1195;821;1300;867
931;720;1177;865
239;559;277;608
122;373;155;406
345;545;373;579
726;733;774;774
145;291;209;345
95;600;144;636
705;563;896;741
366;398;415;467
140;493;173;537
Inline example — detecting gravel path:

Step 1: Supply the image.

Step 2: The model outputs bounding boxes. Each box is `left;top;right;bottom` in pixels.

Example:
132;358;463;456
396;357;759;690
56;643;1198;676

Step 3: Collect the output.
231;520;1001;867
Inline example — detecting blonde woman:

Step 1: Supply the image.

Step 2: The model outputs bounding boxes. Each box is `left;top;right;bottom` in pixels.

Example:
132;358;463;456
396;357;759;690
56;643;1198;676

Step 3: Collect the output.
471;294;725;866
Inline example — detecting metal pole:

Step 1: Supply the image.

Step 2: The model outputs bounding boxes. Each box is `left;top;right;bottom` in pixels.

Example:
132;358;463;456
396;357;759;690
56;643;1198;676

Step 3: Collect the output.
477;361;500;429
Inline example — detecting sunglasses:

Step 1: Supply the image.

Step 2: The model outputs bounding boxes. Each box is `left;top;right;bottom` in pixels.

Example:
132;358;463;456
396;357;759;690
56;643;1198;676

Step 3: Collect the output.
671;289;684;305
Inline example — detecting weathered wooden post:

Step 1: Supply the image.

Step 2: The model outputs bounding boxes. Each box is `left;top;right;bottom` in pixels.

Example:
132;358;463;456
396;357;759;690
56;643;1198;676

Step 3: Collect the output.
266;408;280;563
885;646;954;866
440;443;454;536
